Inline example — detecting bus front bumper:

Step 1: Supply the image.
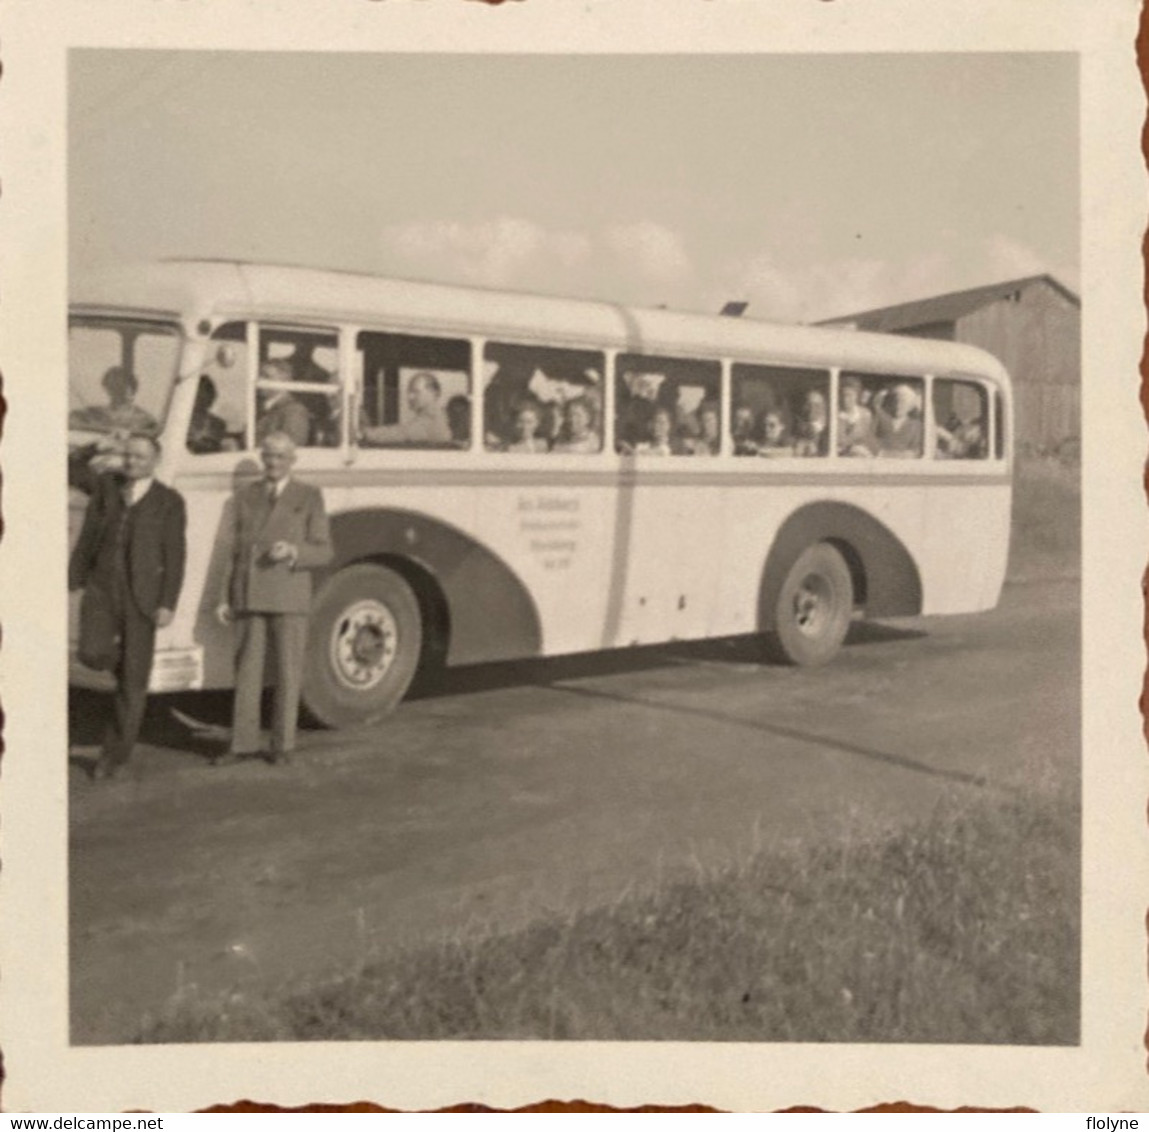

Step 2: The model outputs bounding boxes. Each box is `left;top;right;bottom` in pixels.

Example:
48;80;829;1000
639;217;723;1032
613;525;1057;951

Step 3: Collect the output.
69;645;205;693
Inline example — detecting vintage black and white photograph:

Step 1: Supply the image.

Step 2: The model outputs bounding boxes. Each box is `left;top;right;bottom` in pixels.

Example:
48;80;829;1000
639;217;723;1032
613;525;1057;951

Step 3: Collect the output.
4;0;1145;1110
61;48;1086;1051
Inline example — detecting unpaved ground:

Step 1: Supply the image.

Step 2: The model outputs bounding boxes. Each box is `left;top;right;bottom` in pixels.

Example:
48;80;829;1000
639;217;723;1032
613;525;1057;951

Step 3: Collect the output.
69;577;1079;1044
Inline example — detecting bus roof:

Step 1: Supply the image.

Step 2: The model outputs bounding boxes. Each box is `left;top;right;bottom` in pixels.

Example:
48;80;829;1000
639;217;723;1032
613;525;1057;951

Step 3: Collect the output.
71;258;1011;385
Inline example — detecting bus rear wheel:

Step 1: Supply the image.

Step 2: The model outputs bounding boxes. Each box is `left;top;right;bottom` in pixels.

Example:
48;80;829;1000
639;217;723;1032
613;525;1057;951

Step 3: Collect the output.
302;563;423;728
769;542;853;667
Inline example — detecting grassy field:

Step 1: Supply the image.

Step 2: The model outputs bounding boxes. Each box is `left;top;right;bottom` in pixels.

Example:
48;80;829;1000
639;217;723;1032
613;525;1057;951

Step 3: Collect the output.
142;769;1078;1044
1008;455;1080;582
139;455;1080;1045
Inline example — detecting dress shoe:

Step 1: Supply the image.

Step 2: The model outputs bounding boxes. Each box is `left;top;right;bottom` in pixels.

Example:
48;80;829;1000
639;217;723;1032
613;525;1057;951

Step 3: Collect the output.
211;751;251;768
91;758;125;781
267;749;293;766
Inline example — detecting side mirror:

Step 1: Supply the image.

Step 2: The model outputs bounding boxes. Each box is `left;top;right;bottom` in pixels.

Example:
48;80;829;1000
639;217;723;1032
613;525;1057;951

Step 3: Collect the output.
215;343;238;368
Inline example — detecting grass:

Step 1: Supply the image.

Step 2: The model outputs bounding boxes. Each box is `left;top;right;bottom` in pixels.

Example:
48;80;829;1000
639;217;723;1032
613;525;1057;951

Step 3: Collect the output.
1008;455;1080;582
140;774;1079;1045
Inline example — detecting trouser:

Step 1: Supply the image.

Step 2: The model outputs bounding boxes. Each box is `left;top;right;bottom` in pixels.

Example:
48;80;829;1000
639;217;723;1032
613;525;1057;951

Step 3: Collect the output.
231;612;308;755
101;579;157;767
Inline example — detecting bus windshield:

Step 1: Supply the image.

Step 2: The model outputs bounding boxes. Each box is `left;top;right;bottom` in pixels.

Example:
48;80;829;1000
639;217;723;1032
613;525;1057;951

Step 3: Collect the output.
68;317;181;441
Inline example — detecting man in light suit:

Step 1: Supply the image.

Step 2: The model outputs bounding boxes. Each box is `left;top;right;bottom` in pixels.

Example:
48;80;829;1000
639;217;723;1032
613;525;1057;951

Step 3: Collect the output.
215;432;333;764
69;433;187;779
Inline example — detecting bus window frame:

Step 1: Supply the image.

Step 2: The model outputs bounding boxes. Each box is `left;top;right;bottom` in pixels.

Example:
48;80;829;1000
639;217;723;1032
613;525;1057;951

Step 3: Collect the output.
614;349;724;459
480;334;611;458
349;322;479;455
235;319;346;455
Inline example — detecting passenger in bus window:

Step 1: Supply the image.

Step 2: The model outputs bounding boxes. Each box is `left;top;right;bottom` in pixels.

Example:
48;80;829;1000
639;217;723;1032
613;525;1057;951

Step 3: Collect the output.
186;375;230;454
504;398;549;453
256;360;312;448
446;395;471;448
873;382;923;458
838;375;876;457
689;400;721;456
758;409;793;457
540;401;564;449
793;389;829;457
731;403;759;455
360;370;452;447
69;365;160;436
936;414;986;459
636;405;687;456
551;395;601;454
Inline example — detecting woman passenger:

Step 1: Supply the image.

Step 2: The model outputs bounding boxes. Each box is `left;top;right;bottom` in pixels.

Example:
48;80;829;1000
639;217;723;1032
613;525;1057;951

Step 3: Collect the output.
873;382;923;458
691;401;721;456
731;403;758;455
552;396;601;454
636;405;685;455
504;398;549;453
758;409;793;457
838;375;875;457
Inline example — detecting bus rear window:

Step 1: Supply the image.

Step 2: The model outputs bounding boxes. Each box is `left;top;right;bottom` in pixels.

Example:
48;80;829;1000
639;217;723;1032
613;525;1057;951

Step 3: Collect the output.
933;378;989;460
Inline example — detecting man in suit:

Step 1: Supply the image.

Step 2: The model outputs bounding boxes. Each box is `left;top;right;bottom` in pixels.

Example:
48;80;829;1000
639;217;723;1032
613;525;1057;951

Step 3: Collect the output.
68;433;187;779
215;431;333;764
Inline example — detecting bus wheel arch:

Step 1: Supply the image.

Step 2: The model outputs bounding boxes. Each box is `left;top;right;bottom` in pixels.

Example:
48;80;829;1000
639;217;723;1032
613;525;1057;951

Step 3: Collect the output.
302;562;427;729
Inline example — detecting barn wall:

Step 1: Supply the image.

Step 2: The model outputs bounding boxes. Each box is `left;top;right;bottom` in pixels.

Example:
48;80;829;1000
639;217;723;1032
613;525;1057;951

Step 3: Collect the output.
954;282;1080;452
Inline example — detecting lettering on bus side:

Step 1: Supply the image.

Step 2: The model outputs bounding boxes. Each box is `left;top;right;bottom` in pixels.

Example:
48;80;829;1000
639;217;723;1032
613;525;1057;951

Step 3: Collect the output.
518;494;582;569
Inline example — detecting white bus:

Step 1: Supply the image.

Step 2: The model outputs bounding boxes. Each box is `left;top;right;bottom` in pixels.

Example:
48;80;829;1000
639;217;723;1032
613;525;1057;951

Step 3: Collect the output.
68;260;1012;728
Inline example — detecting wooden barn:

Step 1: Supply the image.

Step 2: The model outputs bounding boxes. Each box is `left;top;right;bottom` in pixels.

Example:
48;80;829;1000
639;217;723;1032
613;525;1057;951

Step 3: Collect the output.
817;274;1080;454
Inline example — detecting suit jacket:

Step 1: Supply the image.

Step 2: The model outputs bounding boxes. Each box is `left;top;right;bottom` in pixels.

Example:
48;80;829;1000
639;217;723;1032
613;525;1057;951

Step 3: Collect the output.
223;478;333;614
68;473;187;620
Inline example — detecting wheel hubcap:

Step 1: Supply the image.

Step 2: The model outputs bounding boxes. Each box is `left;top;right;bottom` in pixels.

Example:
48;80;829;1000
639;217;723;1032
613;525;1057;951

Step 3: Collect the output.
793;574;832;638
331;600;399;690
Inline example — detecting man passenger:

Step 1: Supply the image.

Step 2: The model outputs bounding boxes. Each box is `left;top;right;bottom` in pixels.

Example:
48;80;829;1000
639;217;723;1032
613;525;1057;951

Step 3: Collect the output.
360;371;452;446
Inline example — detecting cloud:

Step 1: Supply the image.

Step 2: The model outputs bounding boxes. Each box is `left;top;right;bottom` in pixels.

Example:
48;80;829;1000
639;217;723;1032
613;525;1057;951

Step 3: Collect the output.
380;216;592;288
604;221;692;286
982;234;1080;294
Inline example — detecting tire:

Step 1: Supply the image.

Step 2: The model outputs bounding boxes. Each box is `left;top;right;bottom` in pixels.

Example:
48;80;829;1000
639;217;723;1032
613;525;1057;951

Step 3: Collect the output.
301;563;423;728
769;542;854;667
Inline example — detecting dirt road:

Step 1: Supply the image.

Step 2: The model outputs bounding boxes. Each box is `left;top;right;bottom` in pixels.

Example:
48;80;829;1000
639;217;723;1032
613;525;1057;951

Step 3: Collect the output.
69;577;1079;1044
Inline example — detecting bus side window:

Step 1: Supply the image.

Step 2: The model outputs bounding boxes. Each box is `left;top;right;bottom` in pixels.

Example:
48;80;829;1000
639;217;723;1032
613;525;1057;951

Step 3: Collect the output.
841;372;925;460
615;354;721;456
255;327;342;449
483;342;604;454
356;331;471;449
933;379;989;460
731;364;830;458
187;321;248;454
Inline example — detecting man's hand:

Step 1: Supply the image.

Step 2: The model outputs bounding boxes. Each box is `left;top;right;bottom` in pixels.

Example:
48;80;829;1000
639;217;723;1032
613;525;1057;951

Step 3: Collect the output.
268;540;298;566
216;602;234;626
155;606;175;629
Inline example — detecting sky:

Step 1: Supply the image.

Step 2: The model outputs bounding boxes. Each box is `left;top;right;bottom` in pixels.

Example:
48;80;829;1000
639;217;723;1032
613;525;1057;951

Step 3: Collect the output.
69;51;1079;323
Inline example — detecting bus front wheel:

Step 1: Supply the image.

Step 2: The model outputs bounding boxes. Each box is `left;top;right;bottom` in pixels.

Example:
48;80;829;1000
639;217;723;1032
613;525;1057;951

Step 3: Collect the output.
302;563;423;728
769;543;853;667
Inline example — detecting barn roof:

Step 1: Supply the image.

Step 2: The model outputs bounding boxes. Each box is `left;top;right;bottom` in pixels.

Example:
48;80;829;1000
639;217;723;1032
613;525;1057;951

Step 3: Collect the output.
816;273;1080;333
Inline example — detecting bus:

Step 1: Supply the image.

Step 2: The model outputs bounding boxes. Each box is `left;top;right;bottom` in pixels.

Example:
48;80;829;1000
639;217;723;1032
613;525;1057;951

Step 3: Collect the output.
68;259;1012;728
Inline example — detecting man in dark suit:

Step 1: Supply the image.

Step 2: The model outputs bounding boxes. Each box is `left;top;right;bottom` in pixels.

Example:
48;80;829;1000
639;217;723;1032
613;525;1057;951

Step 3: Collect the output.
216;431;333;764
68;433;187;779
